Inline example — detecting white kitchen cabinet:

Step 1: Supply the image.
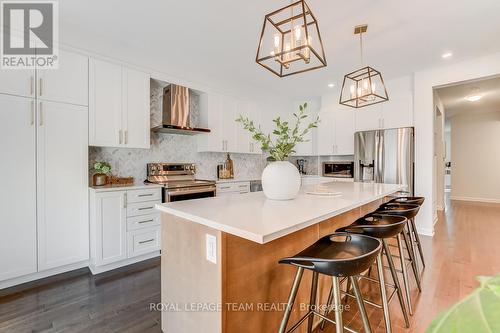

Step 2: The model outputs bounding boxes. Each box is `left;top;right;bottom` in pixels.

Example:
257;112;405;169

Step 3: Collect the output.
198;92;223;152
122;67;151;148
0;95;38;281
334;107;355;155
235;101;261;154
354;76;414;131
354;103;382;132
92;191;128;266
0;69;35;98
89;58;151;148
317;106;355;155
37;50;89;106
36;101;89;270
317;109;335;155
89;187;161;273
381;89;413;129
127;227;161;258
216;181;251;196
89;58;122;147
0;36;35;98
198;92;257;154
221;95;237;152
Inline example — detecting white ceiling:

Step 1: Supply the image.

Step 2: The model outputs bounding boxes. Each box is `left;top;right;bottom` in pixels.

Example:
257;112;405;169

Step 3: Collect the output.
59;0;500;100
436;76;500;118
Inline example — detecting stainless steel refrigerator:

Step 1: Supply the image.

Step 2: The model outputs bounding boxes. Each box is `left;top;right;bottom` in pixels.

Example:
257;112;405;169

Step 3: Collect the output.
354;127;414;195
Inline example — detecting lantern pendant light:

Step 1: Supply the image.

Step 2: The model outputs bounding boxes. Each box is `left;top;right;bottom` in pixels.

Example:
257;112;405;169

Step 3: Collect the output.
255;0;327;77
339;25;389;108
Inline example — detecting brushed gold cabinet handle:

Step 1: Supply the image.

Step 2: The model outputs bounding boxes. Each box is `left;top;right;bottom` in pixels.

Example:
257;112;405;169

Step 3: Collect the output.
30;100;34;125
39;102;43;126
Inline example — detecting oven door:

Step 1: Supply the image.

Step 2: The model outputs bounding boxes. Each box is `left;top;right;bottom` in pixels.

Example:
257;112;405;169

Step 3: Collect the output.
164;185;216;202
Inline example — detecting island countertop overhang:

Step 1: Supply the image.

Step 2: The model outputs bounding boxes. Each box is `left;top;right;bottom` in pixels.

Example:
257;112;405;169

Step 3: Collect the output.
155;182;404;244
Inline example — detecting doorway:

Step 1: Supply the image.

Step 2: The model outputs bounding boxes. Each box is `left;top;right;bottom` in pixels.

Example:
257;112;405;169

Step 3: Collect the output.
434;75;500;208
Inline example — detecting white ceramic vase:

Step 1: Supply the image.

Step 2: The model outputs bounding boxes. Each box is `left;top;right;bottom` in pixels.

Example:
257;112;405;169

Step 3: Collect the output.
261;161;301;200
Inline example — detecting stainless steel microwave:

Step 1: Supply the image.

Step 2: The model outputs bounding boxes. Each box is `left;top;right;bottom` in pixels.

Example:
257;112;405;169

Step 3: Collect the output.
322;161;354;178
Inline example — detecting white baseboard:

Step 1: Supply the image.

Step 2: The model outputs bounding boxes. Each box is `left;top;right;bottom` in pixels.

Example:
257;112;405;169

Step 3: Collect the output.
416;216;437;237
417;227;434;237
89;251;160;275
450;196;500;204
0;260;89;290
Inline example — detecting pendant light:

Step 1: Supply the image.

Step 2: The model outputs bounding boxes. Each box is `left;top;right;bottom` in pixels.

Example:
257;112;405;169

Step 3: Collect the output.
255;0;327;77
339;25;389;108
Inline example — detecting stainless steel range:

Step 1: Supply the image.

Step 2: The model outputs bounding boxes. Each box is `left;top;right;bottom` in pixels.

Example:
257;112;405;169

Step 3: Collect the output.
146;163;216;202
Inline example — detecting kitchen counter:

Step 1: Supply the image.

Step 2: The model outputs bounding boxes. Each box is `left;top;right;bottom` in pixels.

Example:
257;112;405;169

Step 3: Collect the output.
158;181;403;333
156;181;402;244
89;182;162;192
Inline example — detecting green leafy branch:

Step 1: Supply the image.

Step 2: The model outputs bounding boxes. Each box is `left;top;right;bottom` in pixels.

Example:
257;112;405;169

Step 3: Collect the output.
236;102;320;161
93;161;112;174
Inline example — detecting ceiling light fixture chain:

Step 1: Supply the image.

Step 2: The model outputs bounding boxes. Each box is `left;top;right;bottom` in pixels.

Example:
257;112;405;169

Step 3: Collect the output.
359;29;364;66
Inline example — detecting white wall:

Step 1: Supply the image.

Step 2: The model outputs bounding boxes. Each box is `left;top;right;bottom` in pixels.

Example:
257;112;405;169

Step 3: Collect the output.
450;111;500;202
433;93;446;211
414;51;500;235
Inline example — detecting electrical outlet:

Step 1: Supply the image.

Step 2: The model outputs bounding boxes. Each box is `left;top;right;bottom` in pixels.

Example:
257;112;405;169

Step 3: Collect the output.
206;234;217;264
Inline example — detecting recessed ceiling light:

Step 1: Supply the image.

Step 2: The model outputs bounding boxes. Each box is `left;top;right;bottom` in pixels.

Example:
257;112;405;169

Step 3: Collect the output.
328;83;335;88
442;52;453;59
465;95;482;102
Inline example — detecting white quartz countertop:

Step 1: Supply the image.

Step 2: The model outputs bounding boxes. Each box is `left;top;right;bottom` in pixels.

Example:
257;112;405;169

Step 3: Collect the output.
156;182;404;244
89;183;162;192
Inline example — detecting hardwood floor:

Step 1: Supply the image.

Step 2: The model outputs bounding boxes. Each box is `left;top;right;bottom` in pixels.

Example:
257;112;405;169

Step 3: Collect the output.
317;197;500;333
1;198;499;333
0;258;161;333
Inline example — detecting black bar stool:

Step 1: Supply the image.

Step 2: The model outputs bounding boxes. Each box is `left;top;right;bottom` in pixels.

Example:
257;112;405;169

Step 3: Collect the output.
278;233;382;333
322;215;410;333
373;203;422;315
386;196;426;269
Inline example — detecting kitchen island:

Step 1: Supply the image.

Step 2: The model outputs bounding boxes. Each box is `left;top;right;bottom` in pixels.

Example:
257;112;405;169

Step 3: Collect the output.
156;181;403;333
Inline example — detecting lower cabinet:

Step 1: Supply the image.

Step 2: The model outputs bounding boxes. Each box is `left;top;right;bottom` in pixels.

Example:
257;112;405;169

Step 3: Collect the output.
216;181;251;196
89;187;162;274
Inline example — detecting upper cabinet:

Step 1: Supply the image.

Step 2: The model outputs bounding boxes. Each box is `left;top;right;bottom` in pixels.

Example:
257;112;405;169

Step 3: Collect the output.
0;49;88;106
197;92;262;154
89;58;150;149
122;68;151;149
354;103;383;132
37;50;89;106
317;104;355;156
235;100;261;154
354;76;414;131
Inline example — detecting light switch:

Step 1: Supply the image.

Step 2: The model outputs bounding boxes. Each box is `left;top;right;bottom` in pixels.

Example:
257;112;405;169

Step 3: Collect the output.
206;234;217;264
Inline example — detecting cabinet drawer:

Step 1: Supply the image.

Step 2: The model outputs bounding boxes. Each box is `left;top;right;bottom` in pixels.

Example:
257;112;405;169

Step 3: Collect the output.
126;188;161;203
216;182;250;194
127;214;160;231
127;227;160;258
126;201;159;217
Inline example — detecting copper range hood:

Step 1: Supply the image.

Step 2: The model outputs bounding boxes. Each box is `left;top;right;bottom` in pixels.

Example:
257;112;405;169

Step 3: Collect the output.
152;85;210;135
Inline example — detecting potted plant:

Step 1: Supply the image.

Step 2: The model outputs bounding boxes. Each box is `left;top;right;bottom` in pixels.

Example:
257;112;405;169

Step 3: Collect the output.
236;102;319;200
92;161;112;186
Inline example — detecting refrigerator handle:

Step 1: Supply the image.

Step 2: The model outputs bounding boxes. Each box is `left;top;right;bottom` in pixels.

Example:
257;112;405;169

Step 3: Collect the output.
374;130;384;183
